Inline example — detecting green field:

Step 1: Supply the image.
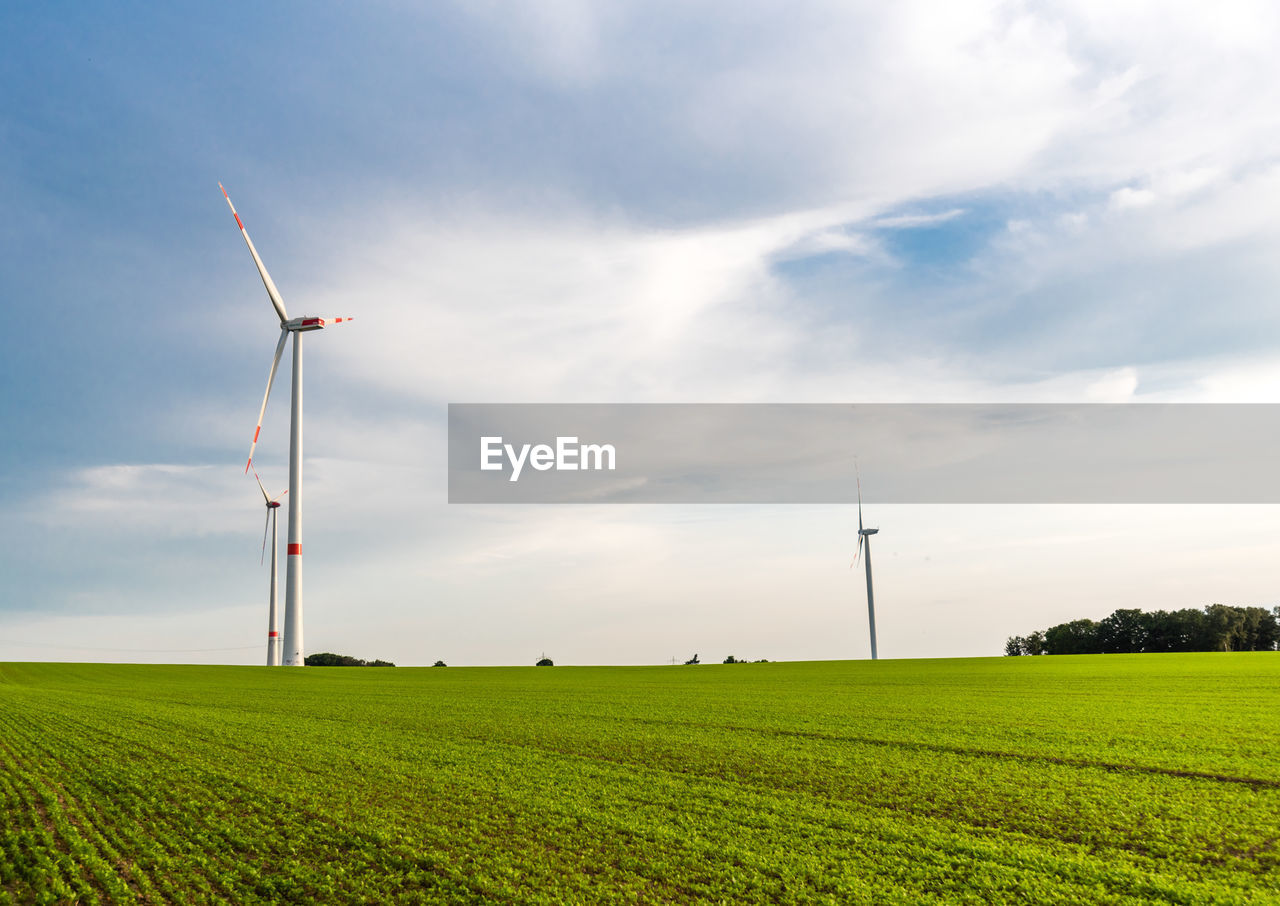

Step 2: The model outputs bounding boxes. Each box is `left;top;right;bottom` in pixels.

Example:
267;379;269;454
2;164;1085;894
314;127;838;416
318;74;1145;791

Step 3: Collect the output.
1;656;1278;904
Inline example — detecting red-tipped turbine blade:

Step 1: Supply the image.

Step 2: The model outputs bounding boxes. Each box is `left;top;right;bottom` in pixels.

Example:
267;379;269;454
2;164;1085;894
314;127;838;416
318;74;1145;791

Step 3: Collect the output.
220;183;289;324
247;328;288;472
320;317;354;325
852;534;863;569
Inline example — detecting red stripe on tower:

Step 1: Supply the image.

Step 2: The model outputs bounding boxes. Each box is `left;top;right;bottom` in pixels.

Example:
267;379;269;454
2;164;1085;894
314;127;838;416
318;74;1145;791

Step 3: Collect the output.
288;544;301;555
268;631;278;637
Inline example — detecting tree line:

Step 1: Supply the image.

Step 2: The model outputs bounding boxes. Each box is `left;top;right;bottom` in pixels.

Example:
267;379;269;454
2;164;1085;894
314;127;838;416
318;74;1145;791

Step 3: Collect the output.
1005;604;1280;656
304;652;396;667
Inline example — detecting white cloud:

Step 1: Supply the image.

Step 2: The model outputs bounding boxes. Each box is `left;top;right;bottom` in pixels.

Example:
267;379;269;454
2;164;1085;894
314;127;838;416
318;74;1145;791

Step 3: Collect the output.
37;464;247;534
1108;186;1156;210
873;210;966;230
299;203;869;404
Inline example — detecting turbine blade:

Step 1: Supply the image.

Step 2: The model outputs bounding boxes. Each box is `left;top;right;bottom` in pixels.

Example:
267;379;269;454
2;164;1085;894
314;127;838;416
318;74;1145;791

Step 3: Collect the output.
856;462;864;533
320;316;354;325
246;328;288;473
261;509;270;566
220;183;289;324
251;467;270;503
852;534;863;568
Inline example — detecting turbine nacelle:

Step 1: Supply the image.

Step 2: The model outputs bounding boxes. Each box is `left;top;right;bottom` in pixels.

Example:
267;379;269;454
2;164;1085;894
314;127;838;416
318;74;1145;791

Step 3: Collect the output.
285;316;353;332
860;527;879;536
244;316;352;471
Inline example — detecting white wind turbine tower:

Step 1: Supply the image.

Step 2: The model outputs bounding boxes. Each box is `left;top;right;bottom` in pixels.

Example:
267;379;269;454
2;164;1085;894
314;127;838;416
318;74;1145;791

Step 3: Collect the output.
852;466;880;660
254;469;286;666
221;183;352;667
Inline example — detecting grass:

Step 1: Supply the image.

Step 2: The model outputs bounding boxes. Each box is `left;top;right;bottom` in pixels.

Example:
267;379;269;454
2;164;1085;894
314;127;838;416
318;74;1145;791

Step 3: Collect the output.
1;654;1278;904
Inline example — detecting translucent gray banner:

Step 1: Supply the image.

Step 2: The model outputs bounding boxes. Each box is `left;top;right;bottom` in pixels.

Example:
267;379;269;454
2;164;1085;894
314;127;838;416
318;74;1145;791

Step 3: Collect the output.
447;404;1280;503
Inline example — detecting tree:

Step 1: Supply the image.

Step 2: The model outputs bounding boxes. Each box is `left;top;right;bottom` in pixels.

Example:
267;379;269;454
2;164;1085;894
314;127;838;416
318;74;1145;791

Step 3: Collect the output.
433;660;447;667
1162;608;1211;652
1043;619;1101;655
1098;608;1148;653
1240;607;1278;651
1143;610;1180;652
1205;604;1247;652
723;655;738;664
305;652;362;666
1004;637;1026;656
536;656;554;667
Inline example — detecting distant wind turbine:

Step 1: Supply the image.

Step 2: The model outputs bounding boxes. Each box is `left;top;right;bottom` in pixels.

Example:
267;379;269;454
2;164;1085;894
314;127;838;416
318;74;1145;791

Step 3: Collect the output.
852;465;879;660
221;183;353;666
253;470;286;667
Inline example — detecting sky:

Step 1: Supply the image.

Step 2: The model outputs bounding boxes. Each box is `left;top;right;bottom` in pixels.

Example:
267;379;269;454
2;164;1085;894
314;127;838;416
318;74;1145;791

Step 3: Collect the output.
2;0;1278;666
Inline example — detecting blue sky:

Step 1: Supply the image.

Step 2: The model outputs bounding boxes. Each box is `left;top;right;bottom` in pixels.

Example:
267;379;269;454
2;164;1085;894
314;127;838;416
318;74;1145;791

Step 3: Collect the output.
3;0;1279;665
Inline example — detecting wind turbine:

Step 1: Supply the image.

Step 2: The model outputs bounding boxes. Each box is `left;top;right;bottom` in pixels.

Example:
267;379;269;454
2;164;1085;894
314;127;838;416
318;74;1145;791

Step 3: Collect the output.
221;183;352;667
852;465;879;660
253;469;286;666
